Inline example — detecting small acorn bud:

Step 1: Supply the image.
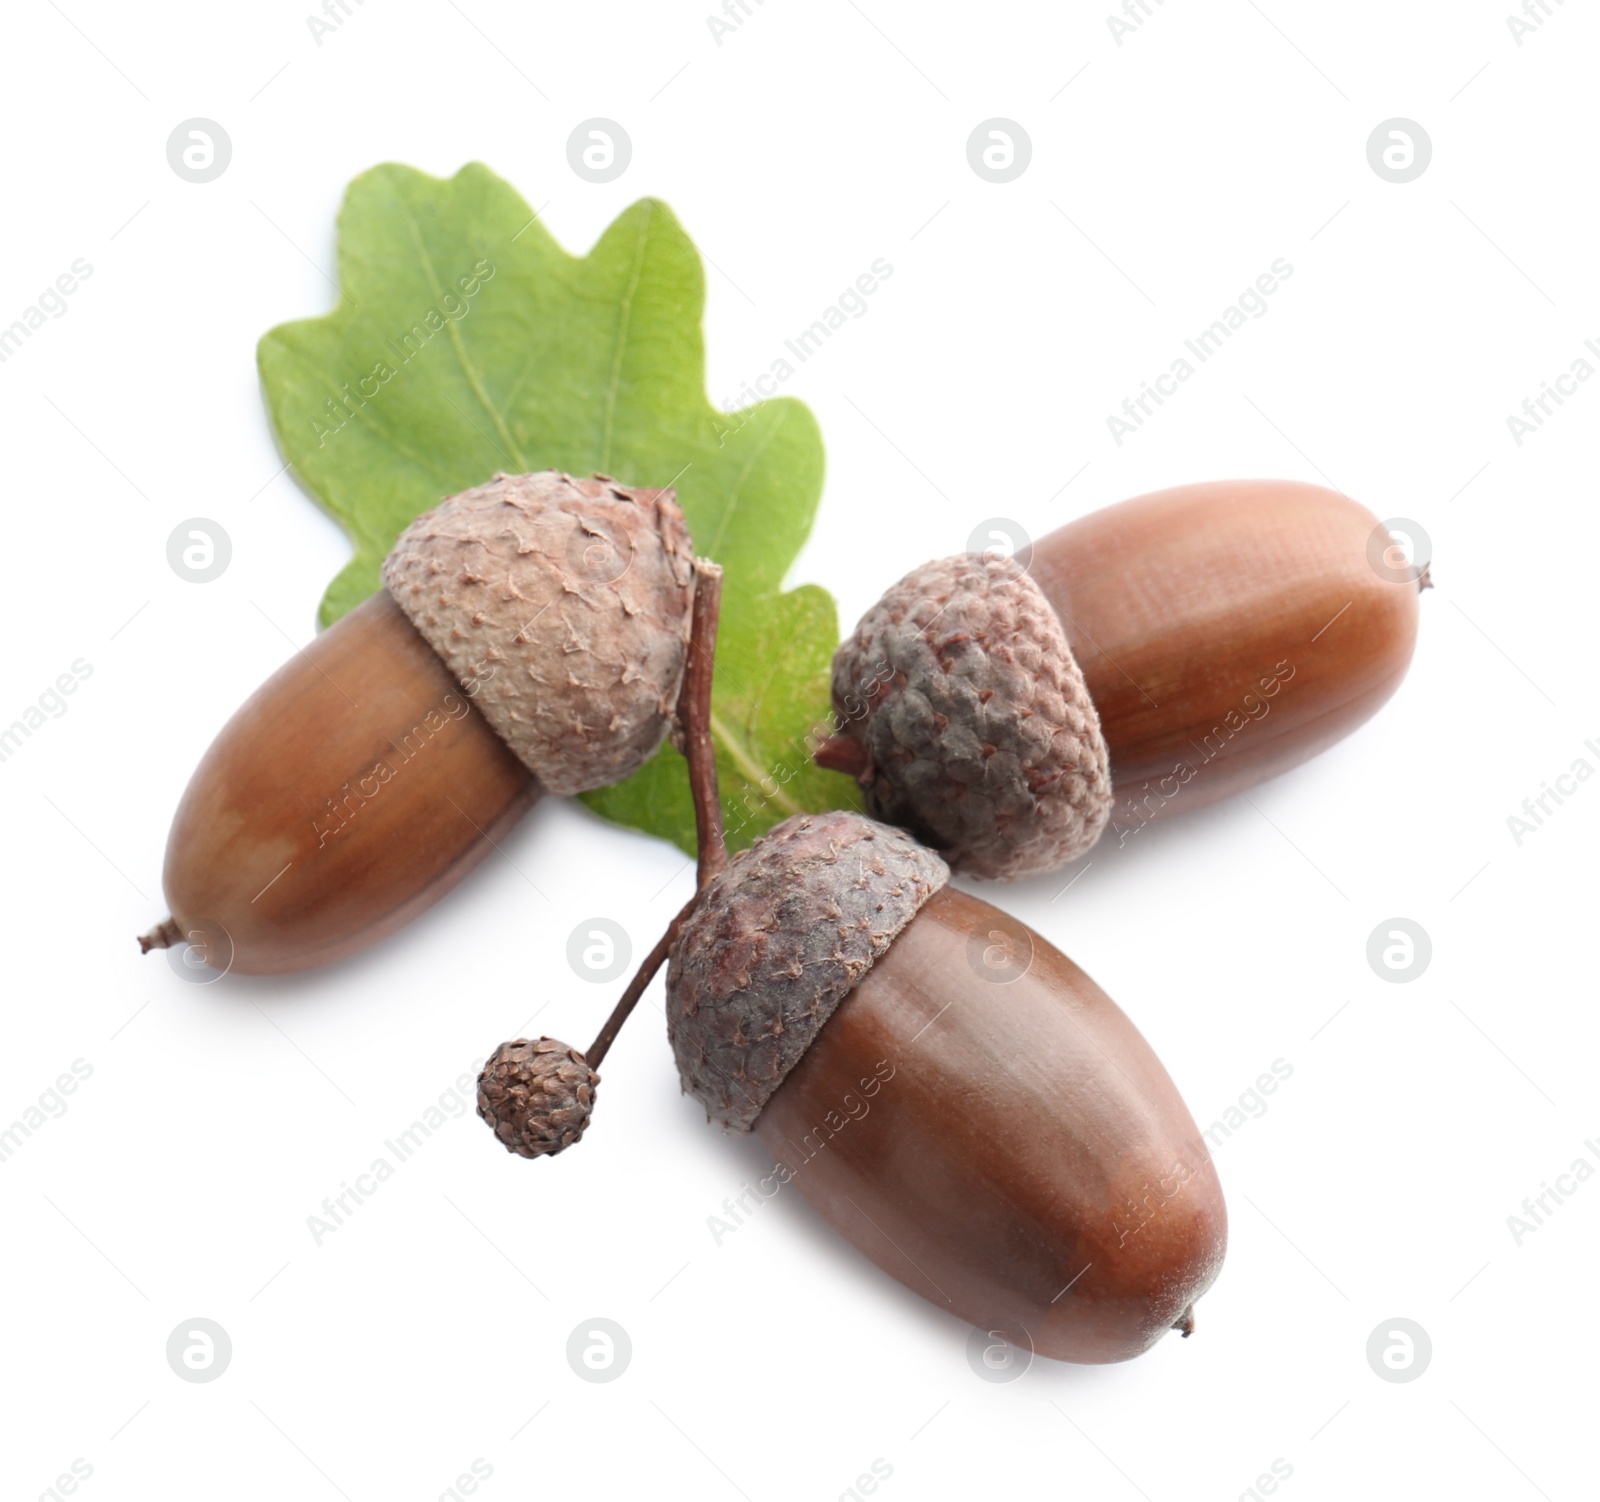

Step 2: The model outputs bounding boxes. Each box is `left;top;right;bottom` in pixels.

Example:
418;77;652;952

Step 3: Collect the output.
478;1038;600;1158
823;553;1112;881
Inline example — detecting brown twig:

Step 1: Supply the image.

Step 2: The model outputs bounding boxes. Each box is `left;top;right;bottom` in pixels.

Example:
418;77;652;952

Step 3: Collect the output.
680;558;727;889
584;893;697;1068
138;917;181;954
584;558;727;1069
814;732;869;780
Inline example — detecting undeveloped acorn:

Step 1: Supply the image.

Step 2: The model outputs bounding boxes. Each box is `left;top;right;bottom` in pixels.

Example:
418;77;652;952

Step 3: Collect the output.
141;471;695;975
478;1038;601;1158
666;810;1227;1365
821;479;1424;878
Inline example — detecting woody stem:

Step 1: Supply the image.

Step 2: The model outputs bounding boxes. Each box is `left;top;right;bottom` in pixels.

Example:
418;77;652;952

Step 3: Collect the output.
681;558;727;889
584;894;697;1069
584;559;726;1070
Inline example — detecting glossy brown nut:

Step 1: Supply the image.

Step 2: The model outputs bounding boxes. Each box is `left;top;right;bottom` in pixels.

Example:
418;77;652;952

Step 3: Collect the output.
1030;479;1421;832
822;479;1422;873
756;887;1226;1364
156;589;536;975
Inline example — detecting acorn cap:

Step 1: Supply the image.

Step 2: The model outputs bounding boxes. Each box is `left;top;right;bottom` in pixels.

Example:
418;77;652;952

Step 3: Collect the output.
382;471;696;797
478;1038;600;1158
667;811;949;1133
826;553;1112;881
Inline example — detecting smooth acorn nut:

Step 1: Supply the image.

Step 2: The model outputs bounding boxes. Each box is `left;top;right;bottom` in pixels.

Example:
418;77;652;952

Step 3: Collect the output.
141;471;695;975
821;479;1424;878
666;811;1227;1365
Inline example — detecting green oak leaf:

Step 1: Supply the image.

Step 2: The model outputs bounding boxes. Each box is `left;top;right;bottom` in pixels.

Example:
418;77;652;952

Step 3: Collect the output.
258;160;855;856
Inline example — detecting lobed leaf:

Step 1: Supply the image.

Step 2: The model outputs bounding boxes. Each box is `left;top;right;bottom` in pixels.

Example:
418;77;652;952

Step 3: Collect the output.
258;161;854;855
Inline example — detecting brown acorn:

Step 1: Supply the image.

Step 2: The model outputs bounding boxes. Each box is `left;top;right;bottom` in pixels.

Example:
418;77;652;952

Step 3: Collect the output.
140;471;695;975
665;810;1226;1365
478;1039;601;1158
820;479;1425;878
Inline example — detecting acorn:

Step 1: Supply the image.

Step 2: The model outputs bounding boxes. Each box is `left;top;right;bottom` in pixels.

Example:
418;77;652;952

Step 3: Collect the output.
819;479;1425;878
664;810;1226;1364
479;1038;601;1158
140;470;696;975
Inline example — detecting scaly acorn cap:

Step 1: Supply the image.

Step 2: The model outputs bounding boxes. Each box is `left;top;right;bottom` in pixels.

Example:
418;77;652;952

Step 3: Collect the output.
478;1038;600;1158
826;553;1112;881
667;811;949;1133
382;470;695;797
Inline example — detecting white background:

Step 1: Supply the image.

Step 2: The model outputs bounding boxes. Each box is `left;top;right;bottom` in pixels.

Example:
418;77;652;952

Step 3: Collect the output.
1;2;1595;1499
